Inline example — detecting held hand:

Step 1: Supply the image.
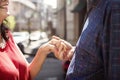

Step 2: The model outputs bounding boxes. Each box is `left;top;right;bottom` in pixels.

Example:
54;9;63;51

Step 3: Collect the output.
50;36;73;60
39;41;57;56
49;38;65;60
66;47;75;60
52;36;72;50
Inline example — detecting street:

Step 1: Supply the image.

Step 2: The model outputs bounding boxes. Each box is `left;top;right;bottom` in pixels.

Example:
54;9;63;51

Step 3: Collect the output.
25;55;65;80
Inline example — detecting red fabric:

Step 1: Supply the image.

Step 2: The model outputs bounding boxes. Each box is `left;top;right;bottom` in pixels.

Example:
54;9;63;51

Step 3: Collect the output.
0;31;31;80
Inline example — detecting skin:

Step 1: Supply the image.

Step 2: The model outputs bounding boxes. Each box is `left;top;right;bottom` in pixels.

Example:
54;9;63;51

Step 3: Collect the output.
0;0;62;79
29;40;58;79
51;36;74;61
0;0;74;79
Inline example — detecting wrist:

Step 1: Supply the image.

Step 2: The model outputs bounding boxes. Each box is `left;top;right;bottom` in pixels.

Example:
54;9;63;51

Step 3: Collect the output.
37;47;48;57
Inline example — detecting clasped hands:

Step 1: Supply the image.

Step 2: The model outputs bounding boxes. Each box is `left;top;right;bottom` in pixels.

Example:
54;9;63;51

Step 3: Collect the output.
48;36;74;61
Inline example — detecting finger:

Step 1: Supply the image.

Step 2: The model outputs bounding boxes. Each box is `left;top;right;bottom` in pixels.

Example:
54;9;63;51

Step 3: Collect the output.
52;36;72;50
58;42;67;60
52;36;61;40
58;42;65;54
62;47;74;61
52;46;60;59
55;40;61;49
49;44;57;53
49;39;60;46
59;50;65;60
49;39;57;45
67;50;74;60
49;40;61;53
62;40;72;50
62;49;71;61
54;52;63;60
48;44;62;60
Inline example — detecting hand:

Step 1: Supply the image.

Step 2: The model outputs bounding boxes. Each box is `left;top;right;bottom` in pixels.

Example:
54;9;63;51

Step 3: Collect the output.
66;47;75;60
50;36;73;60
49;37;65;60
39;40;57;56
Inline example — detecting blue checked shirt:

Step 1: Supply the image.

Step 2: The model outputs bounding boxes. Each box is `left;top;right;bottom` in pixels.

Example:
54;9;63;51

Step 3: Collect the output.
66;0;120;80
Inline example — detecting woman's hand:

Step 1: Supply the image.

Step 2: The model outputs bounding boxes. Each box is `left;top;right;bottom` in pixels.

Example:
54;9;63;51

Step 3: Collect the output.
38;40;57;56
29;40;58;79
29;36;74;79
50;36;73;60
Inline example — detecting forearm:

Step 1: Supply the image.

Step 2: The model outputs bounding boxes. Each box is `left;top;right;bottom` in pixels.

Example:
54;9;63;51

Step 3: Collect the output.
28;47;47;79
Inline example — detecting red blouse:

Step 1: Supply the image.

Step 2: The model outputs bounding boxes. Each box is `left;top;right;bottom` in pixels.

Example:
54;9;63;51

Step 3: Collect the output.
0;31;31;80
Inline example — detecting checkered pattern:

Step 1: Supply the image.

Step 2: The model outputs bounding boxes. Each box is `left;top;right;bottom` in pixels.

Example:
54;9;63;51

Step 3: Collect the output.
66;0;120;80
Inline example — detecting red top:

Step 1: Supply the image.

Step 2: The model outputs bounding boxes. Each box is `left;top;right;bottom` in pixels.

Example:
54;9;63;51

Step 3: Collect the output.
0;31;31;80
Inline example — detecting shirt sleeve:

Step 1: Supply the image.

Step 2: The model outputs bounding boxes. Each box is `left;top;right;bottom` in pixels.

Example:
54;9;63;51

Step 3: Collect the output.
66;41;104;80
66;17;104;79
66;0;106;79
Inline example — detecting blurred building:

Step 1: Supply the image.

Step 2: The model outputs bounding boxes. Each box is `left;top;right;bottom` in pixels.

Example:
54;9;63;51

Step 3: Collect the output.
56;0;87;45
70;0;87;44
9;0;42;31
9;0;88;45
55;0;66;39
9;0;56;33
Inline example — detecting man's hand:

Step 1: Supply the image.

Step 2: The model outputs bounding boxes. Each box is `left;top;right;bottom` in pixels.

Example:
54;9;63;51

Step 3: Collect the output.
50;36;74;61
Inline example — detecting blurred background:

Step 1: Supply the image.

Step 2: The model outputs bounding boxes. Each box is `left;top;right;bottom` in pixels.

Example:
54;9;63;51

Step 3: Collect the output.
8;0;87;80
